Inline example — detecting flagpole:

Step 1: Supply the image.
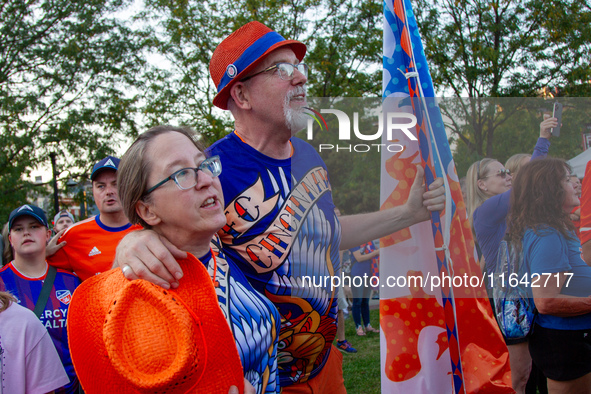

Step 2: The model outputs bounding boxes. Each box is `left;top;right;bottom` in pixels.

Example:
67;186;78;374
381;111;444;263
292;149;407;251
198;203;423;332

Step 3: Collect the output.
392;0;467;392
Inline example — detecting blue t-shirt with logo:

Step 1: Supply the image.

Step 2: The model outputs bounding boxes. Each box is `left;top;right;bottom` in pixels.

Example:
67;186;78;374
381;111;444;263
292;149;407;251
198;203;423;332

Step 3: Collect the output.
0;263;81;393
208;133;341;386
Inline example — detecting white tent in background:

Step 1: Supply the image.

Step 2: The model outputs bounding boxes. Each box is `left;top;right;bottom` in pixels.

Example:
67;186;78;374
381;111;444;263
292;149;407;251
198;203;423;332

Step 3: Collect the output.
567;149;591;178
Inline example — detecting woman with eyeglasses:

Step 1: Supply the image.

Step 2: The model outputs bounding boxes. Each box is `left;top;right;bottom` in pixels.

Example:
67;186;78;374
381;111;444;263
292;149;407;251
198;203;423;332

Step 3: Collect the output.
467;159;514;269
467;115;557;274
69;126;279;394
507;158;591;394
465;115;556;394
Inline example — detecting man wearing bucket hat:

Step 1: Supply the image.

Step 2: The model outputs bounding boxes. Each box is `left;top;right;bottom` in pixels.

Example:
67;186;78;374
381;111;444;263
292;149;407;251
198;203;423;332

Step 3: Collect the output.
0;204;81;393
48;156;141;280
115;21;445;392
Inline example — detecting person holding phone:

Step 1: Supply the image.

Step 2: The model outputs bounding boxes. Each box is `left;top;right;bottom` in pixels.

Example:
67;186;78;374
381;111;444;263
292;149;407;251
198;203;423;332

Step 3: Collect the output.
465;116;556;394
551;102;563;136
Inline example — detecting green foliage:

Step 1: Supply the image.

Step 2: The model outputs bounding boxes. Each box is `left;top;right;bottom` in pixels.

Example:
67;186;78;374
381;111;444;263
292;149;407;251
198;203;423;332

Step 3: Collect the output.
414;0;591;159
137;0;383;146
305;0;382;98
0;0;147;220
2;0;590;221
451;97;591;178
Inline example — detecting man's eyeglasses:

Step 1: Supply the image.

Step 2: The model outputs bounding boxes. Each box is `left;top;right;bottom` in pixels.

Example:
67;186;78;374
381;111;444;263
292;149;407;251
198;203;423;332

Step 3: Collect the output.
143;156;222;196
241;62;308;82
481;169;511;179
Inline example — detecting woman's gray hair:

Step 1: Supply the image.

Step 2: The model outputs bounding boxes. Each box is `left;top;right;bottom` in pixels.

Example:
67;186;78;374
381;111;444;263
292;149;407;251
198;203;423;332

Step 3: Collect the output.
118;126;205;229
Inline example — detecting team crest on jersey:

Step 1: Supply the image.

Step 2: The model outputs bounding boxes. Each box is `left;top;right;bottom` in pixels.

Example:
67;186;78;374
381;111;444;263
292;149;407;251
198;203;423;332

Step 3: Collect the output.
56;290;72;305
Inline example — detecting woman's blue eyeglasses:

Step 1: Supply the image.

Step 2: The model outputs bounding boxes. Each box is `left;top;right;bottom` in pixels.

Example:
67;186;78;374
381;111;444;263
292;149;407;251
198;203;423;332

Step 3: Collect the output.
143;156;222;196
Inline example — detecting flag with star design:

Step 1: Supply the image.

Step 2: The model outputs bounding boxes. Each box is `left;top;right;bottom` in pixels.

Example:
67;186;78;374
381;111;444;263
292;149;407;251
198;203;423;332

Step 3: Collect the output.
379;0;513;392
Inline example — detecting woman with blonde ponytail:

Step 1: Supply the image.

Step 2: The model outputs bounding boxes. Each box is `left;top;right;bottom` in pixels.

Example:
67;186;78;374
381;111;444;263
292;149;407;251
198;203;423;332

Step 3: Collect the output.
465;116;556;394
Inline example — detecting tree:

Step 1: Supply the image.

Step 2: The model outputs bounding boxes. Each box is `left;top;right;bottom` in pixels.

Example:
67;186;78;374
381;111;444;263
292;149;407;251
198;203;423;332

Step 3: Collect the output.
303;0;384;214
450;97;591;177
297;97;384;214
0;0;147;220
414;0;591;160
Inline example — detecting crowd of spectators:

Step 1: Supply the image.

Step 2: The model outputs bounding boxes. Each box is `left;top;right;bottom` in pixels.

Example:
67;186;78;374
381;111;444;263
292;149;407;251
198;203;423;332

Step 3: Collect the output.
464;114;591;394
0;21;446;394
0;19;587;394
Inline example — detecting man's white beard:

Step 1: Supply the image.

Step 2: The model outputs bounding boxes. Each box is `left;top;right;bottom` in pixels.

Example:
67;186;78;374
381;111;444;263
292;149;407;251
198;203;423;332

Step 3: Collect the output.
284;86;308;134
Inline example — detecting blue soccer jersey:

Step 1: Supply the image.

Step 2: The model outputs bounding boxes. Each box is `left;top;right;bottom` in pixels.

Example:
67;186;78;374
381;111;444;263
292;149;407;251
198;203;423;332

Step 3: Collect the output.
349;242;376;277
207;237;280;393
209;133;341;386
0;262;81;394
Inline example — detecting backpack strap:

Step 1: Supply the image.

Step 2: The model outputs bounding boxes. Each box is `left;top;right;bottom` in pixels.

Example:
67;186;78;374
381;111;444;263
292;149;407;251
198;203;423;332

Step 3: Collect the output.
33;265;57;318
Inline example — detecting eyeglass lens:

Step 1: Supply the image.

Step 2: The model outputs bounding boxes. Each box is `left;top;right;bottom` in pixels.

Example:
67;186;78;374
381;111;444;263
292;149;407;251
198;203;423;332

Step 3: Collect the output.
277;63;308;79
175;157;221;190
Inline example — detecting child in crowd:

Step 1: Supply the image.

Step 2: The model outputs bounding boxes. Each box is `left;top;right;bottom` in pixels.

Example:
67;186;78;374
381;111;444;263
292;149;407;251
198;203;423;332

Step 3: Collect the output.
0;204;81;393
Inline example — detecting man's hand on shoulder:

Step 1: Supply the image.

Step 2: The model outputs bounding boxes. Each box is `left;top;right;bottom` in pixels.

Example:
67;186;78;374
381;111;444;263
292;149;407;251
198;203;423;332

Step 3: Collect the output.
228;379;256;394
46;229;67;258
113;229;187;289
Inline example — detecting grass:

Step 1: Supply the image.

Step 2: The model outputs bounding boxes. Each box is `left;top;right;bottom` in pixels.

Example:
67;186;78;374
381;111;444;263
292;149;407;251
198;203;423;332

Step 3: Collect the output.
338;308;382;394
338;310;544;394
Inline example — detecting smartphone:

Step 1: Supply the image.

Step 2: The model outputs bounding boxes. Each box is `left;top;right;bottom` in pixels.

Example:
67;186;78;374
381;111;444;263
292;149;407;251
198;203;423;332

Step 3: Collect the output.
552;102;562;137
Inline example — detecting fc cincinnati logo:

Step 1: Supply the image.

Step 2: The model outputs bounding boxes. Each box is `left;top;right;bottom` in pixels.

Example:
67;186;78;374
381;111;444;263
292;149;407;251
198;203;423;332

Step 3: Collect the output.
56;290;72;305
226;64;238;79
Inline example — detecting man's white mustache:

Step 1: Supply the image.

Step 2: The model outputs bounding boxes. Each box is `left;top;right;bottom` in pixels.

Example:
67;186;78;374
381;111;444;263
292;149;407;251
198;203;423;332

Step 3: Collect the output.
286;86;306;101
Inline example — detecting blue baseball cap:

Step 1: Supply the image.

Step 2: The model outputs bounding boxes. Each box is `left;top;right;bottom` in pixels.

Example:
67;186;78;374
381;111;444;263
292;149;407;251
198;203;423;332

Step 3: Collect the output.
8;204;49;231
91;156;120;181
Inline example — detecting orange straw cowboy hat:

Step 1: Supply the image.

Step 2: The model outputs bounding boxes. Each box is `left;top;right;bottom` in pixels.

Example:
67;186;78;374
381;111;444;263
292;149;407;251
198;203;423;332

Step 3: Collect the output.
67;254;244;393
209;21;307;110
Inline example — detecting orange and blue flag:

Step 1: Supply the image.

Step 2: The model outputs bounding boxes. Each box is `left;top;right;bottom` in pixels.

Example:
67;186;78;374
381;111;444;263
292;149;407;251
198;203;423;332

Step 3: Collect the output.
380;0;513;392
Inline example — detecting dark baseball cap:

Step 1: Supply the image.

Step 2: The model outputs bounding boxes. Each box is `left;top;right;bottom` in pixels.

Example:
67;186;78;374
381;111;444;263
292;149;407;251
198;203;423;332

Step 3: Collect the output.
53;209;75;225
8;204;49;231
91;156;120;181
